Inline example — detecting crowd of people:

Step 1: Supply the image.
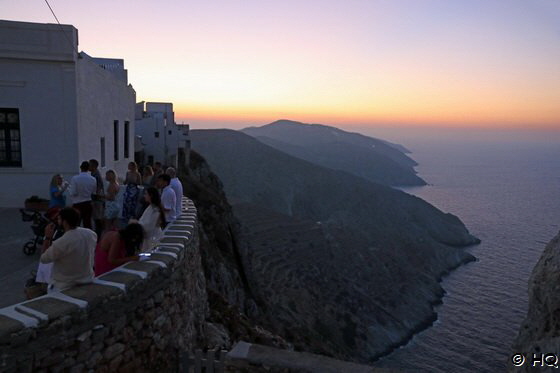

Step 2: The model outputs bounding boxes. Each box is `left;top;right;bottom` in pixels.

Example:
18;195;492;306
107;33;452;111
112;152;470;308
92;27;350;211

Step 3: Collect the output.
36;160;185;294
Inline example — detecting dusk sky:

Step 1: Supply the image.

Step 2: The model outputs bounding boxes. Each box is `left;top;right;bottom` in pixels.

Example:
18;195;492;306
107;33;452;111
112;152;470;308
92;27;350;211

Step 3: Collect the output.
3;0;560;130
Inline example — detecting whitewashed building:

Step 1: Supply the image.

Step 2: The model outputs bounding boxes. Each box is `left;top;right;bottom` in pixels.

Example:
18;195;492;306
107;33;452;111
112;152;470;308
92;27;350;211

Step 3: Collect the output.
0;20;136;207
135;102;190;167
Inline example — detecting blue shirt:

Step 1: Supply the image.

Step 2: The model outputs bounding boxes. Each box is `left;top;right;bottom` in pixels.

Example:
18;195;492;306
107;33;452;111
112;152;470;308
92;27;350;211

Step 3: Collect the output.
49;185;66;208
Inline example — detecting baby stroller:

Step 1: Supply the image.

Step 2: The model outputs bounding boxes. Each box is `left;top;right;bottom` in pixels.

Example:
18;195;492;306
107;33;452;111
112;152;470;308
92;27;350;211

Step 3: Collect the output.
19;207;60;255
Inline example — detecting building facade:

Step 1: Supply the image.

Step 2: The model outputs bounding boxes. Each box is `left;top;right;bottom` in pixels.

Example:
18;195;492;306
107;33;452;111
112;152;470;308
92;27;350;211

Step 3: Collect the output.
135;101;190;168
0;20;136;207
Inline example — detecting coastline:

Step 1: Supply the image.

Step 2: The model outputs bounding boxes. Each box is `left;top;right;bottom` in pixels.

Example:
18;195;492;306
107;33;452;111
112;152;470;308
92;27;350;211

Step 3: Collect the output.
371;247;477;362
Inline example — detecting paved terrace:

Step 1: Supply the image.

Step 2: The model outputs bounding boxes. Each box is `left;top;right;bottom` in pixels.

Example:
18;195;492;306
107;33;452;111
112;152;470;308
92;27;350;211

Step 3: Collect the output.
0;208;41;308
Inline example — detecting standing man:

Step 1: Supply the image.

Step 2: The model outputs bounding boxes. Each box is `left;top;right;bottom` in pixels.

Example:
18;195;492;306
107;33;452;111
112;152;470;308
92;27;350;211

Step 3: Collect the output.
40;207;97;291
156;174;176;225
89;159;105;236
69;161;96;229
166;167;184;217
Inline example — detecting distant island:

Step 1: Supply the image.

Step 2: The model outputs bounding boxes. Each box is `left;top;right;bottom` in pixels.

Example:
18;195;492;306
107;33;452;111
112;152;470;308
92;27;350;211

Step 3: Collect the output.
242;119;426;187
189;120;480;362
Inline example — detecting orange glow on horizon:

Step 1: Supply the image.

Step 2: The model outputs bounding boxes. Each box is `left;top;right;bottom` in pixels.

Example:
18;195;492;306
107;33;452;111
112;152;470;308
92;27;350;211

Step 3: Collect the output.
173;102;560;130
4;1;559;131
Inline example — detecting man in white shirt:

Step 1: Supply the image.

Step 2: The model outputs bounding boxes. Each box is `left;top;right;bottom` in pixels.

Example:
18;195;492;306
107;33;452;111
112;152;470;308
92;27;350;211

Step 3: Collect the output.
156;174;176;224
166;167;184;217
40;207;97;291
68;161;96;229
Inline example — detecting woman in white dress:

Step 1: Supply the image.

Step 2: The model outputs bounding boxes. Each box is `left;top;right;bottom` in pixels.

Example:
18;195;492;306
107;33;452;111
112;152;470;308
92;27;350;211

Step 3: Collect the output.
136;187;165;252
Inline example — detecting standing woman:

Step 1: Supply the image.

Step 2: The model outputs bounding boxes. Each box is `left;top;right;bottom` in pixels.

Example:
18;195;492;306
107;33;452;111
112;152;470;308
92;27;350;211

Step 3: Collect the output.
48;174;69;208
136;187;165;251
142;166;154;188
104;170;120;231
122;161;142;221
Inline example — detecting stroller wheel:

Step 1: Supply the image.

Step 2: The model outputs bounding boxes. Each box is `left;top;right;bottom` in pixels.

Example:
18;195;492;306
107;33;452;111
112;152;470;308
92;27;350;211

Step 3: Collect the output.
23;242;36;255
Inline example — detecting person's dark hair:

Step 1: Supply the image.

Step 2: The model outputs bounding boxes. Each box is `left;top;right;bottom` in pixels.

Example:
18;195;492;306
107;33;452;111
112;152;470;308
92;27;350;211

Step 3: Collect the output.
146;187;166;229
89;159;99;168
80;161;90;172
59;207;81;228
119;223;145;256
157;174;171;185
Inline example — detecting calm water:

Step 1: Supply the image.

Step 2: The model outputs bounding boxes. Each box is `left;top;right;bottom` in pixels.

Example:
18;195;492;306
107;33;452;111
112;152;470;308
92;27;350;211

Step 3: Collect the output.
374;136;560;372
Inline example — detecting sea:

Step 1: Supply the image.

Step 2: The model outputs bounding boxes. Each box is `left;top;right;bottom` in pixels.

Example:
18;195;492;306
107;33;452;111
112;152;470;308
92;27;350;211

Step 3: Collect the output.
361;128;560;373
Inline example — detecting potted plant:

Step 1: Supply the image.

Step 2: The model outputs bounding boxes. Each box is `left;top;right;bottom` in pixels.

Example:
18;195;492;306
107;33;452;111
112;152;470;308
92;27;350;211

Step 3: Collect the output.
24;195;49;211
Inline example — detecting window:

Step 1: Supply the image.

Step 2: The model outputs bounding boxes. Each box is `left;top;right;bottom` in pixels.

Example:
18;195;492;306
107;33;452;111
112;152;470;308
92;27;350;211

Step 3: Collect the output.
154;131;159;138
113;120;119;161
0;108;22;167
124;121;130;158
100;137;106;167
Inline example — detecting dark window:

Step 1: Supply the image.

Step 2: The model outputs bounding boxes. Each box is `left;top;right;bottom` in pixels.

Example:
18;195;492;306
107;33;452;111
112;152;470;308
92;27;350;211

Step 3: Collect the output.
100;137;106;167
113;120;119;161
0;108;22;167
124;121;130;158
154;131;159;138
148;155;154;165
168;130;172;135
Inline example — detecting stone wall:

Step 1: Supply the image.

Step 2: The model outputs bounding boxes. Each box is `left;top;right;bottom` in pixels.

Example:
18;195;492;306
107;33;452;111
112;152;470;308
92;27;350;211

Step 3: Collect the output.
0;197;208;373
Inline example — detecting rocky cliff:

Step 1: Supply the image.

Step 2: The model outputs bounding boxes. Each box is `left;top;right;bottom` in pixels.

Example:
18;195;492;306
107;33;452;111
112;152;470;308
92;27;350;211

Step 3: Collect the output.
179;150;288;349
511;232;560;372
188;129;480;362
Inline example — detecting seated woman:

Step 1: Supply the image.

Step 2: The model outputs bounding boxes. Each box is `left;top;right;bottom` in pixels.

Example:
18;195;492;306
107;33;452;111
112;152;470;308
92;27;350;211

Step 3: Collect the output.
48;174;68;208
94;223;145;276
30;210;64;298
136;187;165;252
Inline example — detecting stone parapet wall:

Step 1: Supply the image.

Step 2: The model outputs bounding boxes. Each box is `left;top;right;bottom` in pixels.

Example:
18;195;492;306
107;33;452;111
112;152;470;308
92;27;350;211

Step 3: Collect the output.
225;341;395;373
0;197;207;372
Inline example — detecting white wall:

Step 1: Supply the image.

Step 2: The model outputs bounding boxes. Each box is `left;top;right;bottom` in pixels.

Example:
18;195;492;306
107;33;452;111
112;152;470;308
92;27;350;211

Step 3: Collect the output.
136;114;164;163
76;54;136;179
0;21;80;207
135;102;190;167
0;20;136;207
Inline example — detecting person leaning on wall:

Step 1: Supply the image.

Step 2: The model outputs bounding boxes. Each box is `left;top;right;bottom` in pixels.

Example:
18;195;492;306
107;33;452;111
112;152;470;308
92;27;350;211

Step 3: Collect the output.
166;167;184;219
156;173;176;226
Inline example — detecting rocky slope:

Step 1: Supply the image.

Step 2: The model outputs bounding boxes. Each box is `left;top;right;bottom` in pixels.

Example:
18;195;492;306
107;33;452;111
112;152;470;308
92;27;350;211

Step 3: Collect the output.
511;232;560;372
189;129;480;362
178;150;289;349
242;119;426;186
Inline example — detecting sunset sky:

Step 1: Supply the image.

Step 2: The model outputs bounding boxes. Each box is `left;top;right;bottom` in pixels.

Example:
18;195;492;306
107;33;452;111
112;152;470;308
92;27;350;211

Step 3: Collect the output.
3;0;560;130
